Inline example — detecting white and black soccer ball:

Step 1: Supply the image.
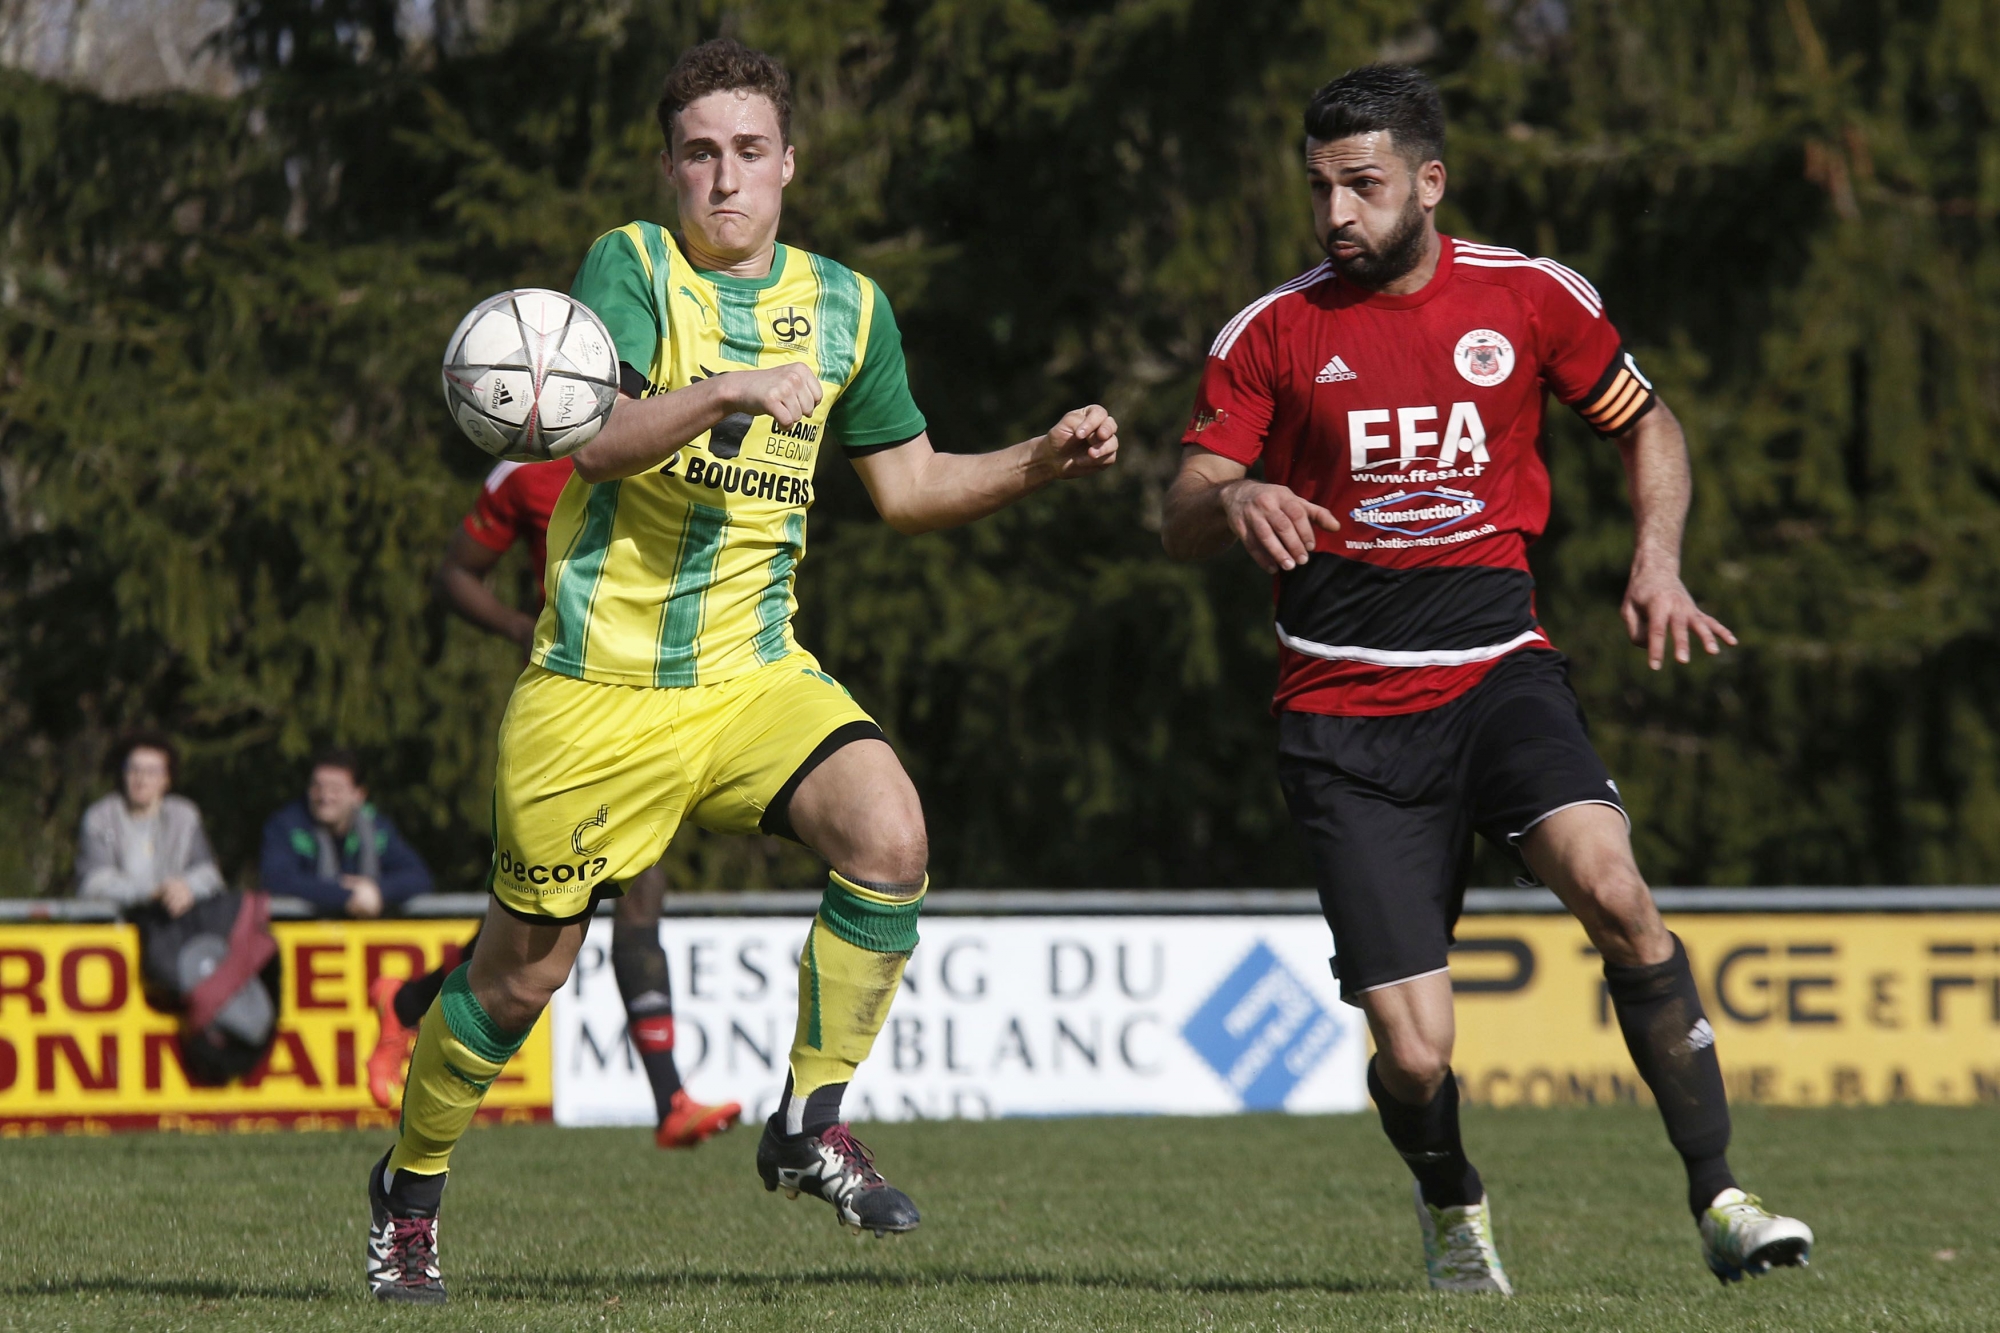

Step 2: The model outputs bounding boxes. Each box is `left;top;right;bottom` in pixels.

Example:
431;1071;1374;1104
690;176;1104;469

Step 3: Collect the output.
441;289;620;461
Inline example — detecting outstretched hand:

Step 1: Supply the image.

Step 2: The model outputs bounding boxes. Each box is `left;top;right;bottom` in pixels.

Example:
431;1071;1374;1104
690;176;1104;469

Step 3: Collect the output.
1622;569;1737;669
1040;405;1119;479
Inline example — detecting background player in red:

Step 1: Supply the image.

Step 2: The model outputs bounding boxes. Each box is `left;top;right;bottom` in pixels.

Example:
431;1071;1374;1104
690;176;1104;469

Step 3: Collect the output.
365;457;740;1148
1162;65;1811;1291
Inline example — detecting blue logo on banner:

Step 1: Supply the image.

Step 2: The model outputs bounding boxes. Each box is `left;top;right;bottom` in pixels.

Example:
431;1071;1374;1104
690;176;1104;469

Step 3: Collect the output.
1181;942;1343;1110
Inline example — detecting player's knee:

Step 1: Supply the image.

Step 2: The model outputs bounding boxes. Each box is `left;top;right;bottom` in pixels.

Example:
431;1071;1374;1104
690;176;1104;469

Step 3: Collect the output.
1377;1031;1453;1095
843;820;928;893
886;824;929;885
1574;863;1667;966
1380;1042;1452;1100
480;968;561;1033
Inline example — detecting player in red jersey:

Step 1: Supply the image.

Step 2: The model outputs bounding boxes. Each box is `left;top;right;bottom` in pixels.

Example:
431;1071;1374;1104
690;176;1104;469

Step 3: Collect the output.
365;457;741;1149
1163;66;1811;1291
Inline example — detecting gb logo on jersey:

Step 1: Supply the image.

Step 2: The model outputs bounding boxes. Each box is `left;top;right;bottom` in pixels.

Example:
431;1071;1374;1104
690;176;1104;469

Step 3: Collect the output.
1453;329;1515;387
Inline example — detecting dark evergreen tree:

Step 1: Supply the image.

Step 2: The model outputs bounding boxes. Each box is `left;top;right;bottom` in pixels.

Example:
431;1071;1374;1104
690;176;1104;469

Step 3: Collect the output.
2;0;1995;893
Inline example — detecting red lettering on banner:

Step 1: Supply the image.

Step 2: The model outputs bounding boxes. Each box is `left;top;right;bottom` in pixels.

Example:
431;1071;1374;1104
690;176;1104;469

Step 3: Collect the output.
244;1030;322;1088
145;1033;193;1091
36;1034;117;1091
60;947;129;1013
336;1029;357;1086
0;1037;16;1091
0;948;48;1015
363;943;427;990
294;944;347;1010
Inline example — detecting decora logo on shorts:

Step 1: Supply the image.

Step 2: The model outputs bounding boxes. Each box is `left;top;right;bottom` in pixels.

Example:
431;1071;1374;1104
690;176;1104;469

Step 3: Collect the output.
496;848;609;895
1453;328;1515;386
1350;487;1487;537
1180;942;1342;1111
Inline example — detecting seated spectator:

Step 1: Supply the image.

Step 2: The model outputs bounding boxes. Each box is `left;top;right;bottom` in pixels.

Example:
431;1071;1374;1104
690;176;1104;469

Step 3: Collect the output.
76;732;225;916
259;749;433;917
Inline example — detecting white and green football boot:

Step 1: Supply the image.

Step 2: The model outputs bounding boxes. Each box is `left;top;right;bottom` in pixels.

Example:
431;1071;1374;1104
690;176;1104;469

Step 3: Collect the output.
1413;1182;1514;1294
1700;1188;1813;1283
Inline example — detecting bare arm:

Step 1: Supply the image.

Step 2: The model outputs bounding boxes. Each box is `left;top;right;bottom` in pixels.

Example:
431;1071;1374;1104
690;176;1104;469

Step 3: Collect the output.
570;365;824;484
1160;447;1340;571
1616;399;1737;669
436;528;535;649
848;406;1119;536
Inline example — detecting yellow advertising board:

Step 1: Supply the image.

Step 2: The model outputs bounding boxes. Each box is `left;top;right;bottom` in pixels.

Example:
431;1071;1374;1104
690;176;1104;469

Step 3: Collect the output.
1450;914;2000;1107
0;919;550;1134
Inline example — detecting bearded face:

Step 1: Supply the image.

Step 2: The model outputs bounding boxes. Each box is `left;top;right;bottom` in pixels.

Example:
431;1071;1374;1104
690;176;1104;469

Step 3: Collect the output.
1322;185;1429;290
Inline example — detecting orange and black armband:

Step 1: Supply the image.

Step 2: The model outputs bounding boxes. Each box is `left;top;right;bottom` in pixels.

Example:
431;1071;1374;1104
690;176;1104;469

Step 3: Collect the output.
1574;347;1658;436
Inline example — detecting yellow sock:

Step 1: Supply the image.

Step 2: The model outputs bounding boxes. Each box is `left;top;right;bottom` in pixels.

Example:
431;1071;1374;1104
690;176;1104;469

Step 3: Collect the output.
784;871;925;1133
387;964;530;1177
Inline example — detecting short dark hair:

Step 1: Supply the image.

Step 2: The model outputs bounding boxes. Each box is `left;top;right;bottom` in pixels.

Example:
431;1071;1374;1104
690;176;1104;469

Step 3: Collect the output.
111;731;179;784
1303;64;1445;166
656;38;793;147
310;747;365;785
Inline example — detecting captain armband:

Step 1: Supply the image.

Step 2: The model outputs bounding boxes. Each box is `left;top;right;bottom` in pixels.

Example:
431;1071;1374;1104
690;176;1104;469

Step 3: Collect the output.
1573;347;1658;436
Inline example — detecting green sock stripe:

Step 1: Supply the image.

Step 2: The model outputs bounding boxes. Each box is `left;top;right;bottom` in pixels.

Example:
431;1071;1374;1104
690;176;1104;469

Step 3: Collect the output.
439;964;530;1067
817;878;921;953
805;930;822;1050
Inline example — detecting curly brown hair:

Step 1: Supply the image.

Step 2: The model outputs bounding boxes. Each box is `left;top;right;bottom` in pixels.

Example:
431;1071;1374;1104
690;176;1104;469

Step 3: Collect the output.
656;38;793;147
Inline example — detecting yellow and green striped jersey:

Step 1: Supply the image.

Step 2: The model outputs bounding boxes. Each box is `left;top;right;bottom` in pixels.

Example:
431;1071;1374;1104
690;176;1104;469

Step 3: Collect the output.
531;222;926;687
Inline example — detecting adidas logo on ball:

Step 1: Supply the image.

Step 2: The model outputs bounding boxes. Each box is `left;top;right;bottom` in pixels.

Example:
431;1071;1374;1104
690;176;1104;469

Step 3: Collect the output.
441;288;620;462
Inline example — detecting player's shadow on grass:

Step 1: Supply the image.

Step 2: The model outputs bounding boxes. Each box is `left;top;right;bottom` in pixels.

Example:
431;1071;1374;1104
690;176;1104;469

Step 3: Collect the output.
472;1268;1402;1298
5;1277;345;1302
3;1269;1403;1303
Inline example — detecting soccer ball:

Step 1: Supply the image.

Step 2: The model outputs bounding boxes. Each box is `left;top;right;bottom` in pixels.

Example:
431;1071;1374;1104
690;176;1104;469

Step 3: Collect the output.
441;289;620;461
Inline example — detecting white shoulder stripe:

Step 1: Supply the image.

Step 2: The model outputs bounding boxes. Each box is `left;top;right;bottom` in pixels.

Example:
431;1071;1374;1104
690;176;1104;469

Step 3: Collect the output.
1454;255;1602;316
482;460;524;493
1209;262;1335;360
1453;240;1605;313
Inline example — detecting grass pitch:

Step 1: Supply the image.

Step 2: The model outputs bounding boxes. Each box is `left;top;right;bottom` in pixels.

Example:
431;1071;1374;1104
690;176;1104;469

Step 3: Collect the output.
3;1105;1993;1331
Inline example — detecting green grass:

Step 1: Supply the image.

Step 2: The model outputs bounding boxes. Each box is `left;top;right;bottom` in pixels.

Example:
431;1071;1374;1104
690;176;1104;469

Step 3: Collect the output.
2;1106;1993;1330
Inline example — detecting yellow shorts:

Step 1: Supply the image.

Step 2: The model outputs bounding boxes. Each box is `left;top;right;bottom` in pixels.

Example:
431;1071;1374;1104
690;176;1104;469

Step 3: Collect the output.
489;652;880;922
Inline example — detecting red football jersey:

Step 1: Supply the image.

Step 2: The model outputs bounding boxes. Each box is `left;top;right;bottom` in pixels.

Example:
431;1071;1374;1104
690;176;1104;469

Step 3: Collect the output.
1184;237;1656;716
460;457;576;602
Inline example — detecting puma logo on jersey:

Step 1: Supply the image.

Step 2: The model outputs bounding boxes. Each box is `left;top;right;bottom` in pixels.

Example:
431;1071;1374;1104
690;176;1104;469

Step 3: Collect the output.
1316;355;1357;383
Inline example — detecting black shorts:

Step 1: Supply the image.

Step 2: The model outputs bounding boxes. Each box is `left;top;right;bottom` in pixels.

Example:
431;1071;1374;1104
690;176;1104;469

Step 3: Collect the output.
1276;649;1625;1005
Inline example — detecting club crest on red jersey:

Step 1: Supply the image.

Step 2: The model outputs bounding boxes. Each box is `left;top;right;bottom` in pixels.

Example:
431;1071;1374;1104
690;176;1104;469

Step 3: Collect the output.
1453;329;1515;387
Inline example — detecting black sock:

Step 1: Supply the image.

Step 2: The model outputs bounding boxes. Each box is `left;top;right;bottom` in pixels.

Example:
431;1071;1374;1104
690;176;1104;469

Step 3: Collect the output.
393;931;480;1028
1603;933;1737;1217
773;1072;847;1138
382;1163;447;1217
1367;1057;1483;1208
611;922;683;1117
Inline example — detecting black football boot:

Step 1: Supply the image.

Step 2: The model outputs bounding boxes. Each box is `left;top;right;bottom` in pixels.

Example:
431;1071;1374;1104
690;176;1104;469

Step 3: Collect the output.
756;1116;921;1237
366;1151;447;1304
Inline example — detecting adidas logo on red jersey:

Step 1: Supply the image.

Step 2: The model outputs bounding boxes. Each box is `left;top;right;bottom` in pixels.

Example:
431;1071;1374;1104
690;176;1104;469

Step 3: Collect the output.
1316;355;1357;383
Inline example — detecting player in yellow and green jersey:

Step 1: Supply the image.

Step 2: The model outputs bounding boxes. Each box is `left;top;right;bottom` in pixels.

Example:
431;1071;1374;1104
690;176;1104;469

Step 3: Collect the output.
364;39;1121;1304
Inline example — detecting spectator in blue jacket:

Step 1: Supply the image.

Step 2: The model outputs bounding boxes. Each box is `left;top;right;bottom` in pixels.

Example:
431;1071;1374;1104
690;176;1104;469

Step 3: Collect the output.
259;749;432;916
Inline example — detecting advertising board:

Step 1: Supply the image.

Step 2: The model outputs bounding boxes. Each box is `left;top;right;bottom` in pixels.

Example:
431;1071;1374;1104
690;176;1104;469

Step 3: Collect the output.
1451;915;2000;1106
550;916;1370;1126
7;906;1992;1135
0;920;552;1133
